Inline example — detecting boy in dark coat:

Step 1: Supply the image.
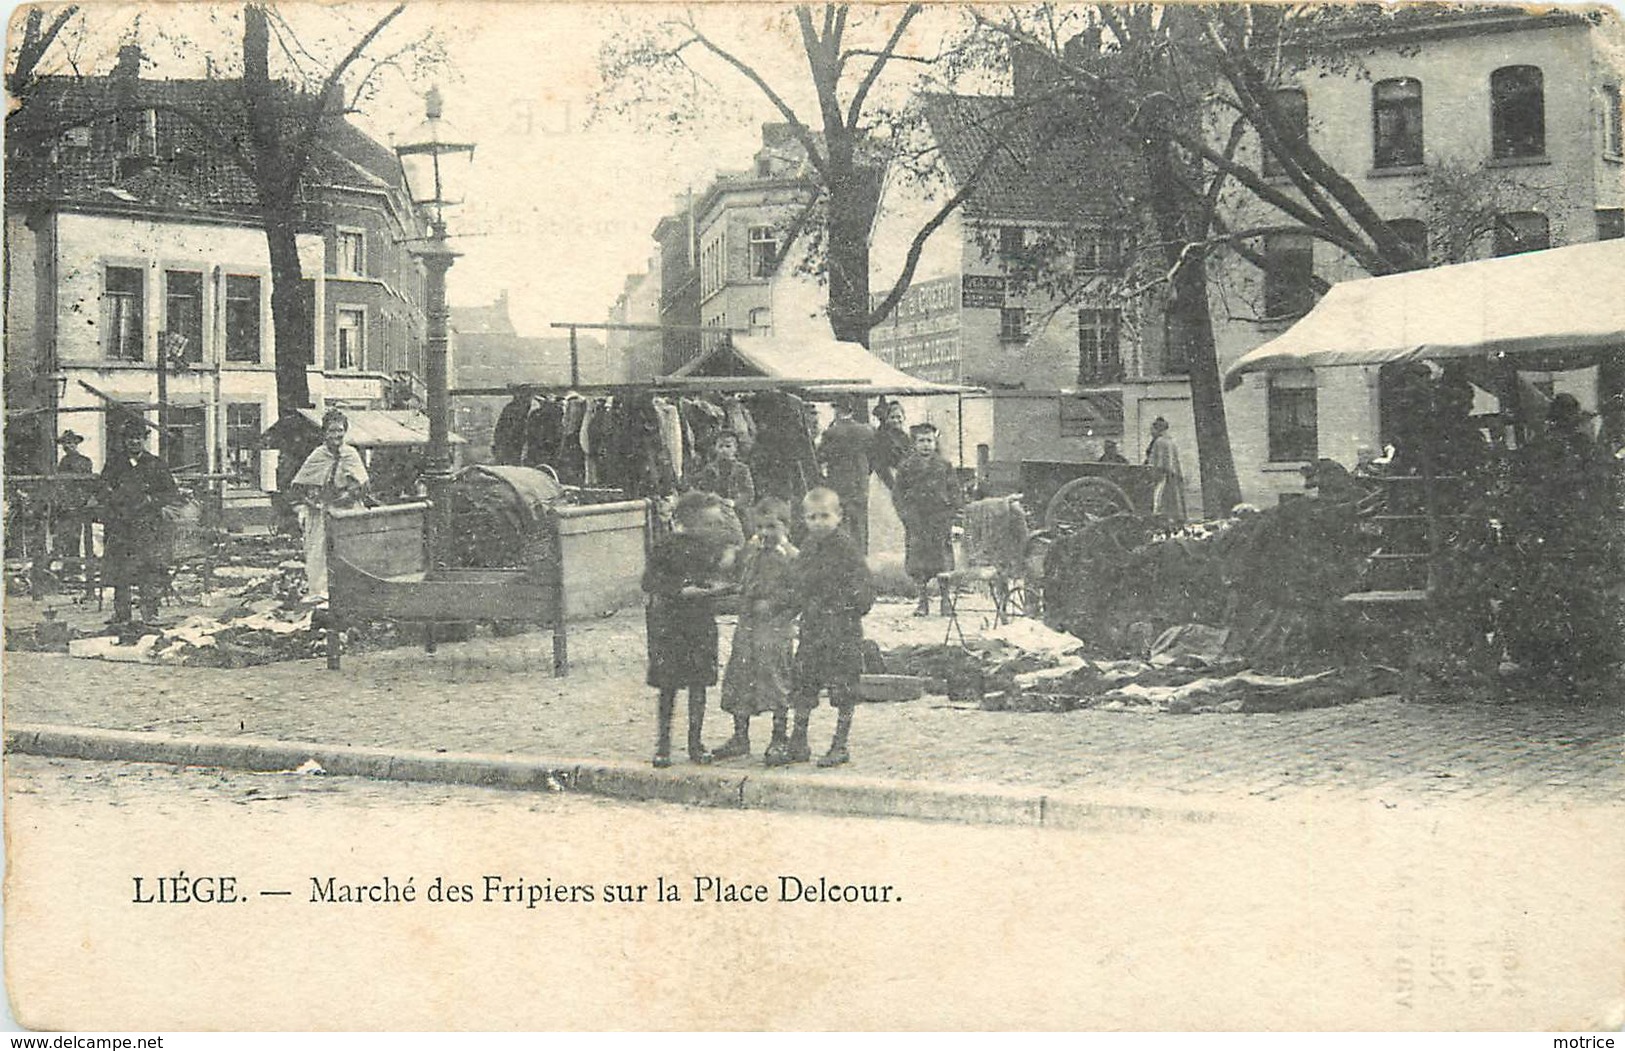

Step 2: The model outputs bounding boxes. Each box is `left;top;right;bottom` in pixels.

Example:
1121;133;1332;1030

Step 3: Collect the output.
642;491;738;768
768;487;875;768
893;422;963;616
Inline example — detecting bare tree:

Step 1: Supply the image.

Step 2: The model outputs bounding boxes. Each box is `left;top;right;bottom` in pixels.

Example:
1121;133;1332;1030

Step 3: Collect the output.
5;3;444;416
597;4;1033;346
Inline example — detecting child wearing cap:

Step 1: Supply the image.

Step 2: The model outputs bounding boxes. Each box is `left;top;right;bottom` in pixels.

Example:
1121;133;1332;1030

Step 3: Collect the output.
641;490;739;768
893;422;963;616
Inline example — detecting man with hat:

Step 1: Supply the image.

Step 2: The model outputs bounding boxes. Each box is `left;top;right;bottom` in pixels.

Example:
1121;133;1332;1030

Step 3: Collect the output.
99;418;180;624
52;430;96;563
817;394;875;554
1144;416;1187;524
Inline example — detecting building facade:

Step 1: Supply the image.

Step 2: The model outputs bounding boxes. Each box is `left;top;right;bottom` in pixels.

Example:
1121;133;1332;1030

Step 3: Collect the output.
1211;9;1625;504
3;46;429;508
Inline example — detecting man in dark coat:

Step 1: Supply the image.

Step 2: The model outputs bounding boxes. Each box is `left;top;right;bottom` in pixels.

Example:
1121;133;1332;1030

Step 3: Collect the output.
769;488;875;768
817;396;874;554
52;430;96;561
100;420;179;624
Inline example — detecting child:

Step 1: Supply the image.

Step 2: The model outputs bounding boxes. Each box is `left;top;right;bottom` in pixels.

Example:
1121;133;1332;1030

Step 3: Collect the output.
642;490;737;768
769;487;875;768
893;422;964;616
714;498;798;759
685;430;755;545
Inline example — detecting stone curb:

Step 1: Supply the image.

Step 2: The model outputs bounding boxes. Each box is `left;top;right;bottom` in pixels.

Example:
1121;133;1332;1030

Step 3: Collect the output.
4;723;1232;830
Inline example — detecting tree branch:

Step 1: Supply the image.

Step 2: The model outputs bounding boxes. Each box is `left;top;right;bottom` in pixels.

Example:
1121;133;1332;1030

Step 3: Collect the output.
845;3;922;131
7;5;79;96
864;106;1022;329
675;15;828;179
289;3;406;156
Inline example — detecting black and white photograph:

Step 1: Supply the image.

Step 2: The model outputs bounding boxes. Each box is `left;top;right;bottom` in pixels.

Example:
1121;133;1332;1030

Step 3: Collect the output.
3;0;1623;1034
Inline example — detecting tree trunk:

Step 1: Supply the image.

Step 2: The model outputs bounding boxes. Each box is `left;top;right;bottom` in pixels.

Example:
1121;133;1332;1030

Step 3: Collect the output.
265;215;313;415
825;166;873;346
1144;140;1243;516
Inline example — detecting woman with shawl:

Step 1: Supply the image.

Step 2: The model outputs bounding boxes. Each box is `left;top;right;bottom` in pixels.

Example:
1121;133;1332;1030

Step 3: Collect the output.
290;409;370;601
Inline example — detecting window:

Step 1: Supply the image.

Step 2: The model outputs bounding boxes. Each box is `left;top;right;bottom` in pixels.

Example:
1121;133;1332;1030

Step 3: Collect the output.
1603;85;1623;158
1000;307;1027;342
1077;309;1122;384
1074;228;1123;275
1494;211;1549;256
1058;397;1096;438
224;275;261;363
1491;66;1544;160
1598;208;1625;241
165;405;207;473
163;270;203;364
1268;372;1318;462
999;225;1026;261
700;233;726;297
226;403;262;489
1373;78;1423;169
748;225;777;278
1262;88;1308;179
1263;232;1315;319
104;266;144;361
1387;218;1429;268
336;308;365;370
337;229;365;276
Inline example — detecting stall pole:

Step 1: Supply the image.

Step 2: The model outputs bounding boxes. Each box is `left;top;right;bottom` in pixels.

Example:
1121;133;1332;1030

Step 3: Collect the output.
569;325;580;388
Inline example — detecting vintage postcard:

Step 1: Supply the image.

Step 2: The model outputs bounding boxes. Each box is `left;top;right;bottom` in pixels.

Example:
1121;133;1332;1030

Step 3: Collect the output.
4;0;1623;1033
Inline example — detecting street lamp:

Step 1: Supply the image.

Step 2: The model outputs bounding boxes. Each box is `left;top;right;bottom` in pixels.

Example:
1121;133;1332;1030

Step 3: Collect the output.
395;85;475;565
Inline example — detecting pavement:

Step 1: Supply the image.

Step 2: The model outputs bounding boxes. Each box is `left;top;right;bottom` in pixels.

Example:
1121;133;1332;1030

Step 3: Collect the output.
5;593;1624;824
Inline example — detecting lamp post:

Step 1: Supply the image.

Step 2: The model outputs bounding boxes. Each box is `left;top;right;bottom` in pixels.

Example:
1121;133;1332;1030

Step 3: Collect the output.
395;86;475;565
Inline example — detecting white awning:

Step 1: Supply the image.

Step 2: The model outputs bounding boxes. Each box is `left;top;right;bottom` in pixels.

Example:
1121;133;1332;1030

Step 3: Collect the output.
1223;240;1625;389
669;333;977;395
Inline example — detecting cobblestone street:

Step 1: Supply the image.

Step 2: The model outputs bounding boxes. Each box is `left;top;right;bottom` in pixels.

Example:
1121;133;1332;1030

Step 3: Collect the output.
6;598;1621;809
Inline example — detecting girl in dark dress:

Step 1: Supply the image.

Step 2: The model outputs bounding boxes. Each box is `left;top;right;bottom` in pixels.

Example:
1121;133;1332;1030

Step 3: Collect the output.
641;491;737;767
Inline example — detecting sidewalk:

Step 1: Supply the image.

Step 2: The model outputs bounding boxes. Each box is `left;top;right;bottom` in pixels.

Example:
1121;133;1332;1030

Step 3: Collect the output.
5;598;1622;820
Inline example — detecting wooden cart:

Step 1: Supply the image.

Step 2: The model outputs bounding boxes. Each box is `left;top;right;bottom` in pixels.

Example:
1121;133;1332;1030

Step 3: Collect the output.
324;495;651;674
1018;460;1163;531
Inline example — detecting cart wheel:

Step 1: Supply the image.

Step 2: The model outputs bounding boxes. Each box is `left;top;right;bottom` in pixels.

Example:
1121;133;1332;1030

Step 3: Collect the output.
1044;476;1135;531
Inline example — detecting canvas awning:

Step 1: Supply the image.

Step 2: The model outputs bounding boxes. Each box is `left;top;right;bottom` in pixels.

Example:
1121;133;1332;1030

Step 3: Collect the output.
668;334;978;395
1223;240;1625;389
263;409;466;448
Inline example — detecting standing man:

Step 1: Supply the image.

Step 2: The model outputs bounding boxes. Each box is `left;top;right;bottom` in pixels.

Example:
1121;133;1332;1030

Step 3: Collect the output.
52;430;96;563
1144;417;1187;525
100;419;180;625
818;395;874;554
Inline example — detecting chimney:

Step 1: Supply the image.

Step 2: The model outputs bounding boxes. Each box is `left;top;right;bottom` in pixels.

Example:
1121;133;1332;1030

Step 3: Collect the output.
114;44;143;82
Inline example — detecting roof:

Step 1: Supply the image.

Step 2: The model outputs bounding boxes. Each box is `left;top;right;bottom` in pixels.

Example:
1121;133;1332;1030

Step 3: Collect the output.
5;73;408;219
919;94;1139;224
1223;240;1625;388
669;334;976;396
450;299;517;337
264;409;466;448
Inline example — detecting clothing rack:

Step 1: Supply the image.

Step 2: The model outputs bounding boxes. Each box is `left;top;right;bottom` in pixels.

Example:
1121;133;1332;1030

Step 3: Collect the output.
448;376;864;398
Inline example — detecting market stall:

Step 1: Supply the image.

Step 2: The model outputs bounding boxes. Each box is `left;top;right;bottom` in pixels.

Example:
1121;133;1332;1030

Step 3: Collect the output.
1221;240;1623;666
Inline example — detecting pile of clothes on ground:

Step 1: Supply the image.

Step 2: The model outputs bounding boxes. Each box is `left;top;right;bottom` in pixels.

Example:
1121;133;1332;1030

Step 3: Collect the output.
1039;495;1381;672
880;616;1396;714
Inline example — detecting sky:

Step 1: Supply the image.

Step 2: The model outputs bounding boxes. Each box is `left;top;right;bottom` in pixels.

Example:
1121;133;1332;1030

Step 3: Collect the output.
11;2;966;337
